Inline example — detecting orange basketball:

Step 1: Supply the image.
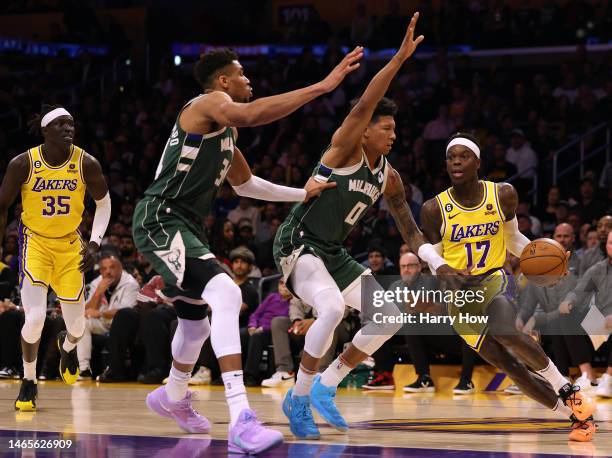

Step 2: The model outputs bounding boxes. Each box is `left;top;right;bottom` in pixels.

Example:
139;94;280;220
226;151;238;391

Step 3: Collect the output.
519;238;568;287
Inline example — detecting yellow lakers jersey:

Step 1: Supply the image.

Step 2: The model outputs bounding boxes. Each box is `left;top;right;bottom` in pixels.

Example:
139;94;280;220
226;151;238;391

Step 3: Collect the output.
436;180;506;275
20;145;86;238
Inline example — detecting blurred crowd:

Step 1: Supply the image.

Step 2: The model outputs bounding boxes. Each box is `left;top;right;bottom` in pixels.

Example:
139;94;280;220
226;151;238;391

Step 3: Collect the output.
0;1;611;395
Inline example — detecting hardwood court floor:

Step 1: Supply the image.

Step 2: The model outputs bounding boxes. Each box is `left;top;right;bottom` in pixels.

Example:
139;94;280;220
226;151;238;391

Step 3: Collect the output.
0;379;610;457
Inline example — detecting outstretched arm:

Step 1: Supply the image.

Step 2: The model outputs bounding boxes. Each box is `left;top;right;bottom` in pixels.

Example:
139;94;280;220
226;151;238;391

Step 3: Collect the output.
198;47;363;128
226;147;335;203
383;168;425;252
326;12;424;163
0;154;29;249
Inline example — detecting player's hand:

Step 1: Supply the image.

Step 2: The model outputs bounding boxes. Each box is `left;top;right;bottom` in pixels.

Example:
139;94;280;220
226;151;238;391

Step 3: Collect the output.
558;301;573;314
515;316;524;332
248;327;257;336
303;177;337;202
435;264;473;289
80;241;99;273
395;12;425;62
96;276;114;295
523;316;536;334
85;308;101;319
318;46;364;93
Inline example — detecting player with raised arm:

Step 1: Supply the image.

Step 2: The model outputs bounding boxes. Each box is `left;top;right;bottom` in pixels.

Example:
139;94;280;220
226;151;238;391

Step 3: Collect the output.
0;105;110;411
274;12;451;439
132;47;362;454
419;132;596;442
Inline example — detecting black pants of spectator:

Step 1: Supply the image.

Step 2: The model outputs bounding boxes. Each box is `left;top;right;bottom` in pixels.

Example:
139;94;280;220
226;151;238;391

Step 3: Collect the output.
242;330;272;381
140;305;177;375
0;309;24;371
107;307;141;378
371;335;405;373
546;314;594;375
405;333;477;380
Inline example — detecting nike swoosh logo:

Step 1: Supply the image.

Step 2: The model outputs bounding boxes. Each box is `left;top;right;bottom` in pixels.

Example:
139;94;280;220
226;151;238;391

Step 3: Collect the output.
281;376;293;380
448;213;460;219
34;170;43;174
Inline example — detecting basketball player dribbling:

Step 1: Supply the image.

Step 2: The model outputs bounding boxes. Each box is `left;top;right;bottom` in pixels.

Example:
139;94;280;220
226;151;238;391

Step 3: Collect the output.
419;132;597;442
132;47;362;454
274;13;455;438
0;105;111;411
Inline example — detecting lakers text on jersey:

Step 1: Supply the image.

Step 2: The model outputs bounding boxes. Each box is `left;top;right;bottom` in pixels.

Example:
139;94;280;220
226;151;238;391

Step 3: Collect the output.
18;145;87;302
133;97;234;287
436;180;513;351
273;152;388;293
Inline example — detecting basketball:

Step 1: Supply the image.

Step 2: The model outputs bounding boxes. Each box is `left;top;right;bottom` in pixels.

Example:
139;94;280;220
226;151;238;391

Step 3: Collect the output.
519;238;568;287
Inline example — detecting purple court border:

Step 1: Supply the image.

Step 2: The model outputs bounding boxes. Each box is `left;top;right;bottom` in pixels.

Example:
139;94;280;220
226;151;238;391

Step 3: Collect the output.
0;429;596;457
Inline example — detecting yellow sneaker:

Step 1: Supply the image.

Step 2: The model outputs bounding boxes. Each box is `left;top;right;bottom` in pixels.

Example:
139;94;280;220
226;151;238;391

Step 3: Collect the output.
14;379;37;412
57;331;80;385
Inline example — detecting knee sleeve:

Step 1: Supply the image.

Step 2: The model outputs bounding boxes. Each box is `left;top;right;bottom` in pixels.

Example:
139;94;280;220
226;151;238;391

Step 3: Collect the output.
202;273;242;358
351;328;396;356
171;317;211;365
20;278;48;344
303;288;345;359
60;300;86;339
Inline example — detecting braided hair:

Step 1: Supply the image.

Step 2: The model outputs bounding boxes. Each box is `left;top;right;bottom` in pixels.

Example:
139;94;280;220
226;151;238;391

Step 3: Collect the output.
27;104;65;136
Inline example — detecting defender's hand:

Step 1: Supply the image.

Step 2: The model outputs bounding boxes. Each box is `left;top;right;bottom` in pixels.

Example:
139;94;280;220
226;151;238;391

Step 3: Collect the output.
395;12;425;62
80;241;99;273
318;46;364;93
436;264;473;289
303;177;337;202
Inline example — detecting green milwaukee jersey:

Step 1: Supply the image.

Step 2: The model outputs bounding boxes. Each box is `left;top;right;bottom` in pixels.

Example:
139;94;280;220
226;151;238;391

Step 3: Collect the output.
283;151;389;244
145;96;234;221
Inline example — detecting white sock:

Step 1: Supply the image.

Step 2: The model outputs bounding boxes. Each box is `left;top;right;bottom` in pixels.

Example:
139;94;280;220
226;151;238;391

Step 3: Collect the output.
23;360;37;383
553;398;573;418
535;358;569;392
165;366;190;403
63;336;76;352
320;356;353;388
293;364;316;397
222;370;250;428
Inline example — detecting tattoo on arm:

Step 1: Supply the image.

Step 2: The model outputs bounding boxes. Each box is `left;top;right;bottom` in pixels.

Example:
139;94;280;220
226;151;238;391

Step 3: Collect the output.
387;192;425;252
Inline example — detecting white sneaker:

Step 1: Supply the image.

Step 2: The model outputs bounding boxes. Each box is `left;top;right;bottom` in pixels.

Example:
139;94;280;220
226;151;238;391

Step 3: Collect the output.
595;373;612;398
189;367;211;385
504;384;522;395
261;371;295;388
574;373;596;392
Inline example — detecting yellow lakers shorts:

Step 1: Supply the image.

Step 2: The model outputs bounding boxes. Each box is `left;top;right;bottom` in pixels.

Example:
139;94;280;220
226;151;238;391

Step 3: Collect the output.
18;224;85;303
447;269;514;352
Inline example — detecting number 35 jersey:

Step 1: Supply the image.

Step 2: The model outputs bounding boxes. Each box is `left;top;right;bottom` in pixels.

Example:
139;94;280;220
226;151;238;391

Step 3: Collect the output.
20;145;86;238
435;180;506;275
282;151;389;246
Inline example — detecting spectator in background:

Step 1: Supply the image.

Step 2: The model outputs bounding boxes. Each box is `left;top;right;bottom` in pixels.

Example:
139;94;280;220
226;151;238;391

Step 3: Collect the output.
212;220;237;266
362;244;397;278
576;226;599;259
0;299;23;379
228;247;260;331
517;202;542;237
213;183;238;219
575;178;606;225
485;141;518;183
350;2;372;45
579;215;612;275
505;129;537;193
77;254;139;379
559;231;612;398
539;186;562;234
242;280;292;386
517;213;536;240
422;105;455;141
228;198;260;235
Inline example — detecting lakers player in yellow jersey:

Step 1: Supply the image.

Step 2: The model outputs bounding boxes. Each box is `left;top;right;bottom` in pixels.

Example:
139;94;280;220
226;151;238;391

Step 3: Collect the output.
420;132;596;442
0;105;111;411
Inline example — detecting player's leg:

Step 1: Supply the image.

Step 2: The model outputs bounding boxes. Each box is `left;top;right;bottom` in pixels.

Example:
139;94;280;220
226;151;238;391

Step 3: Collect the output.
199;264;283;452
313;269;402;430
486;296;595;421
15;277;47;411
282;254;346;439
479;335;595;442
